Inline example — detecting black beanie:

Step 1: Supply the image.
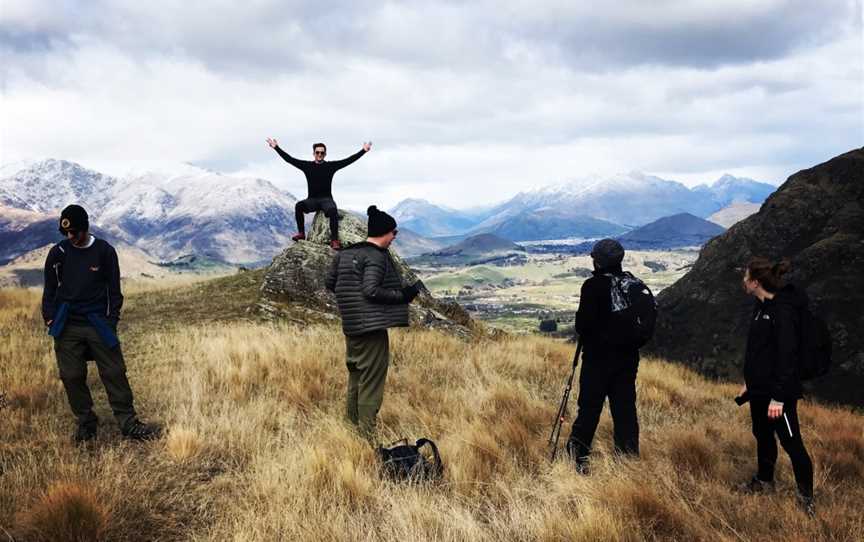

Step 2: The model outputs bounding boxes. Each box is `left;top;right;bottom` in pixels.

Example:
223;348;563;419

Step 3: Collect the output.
367;205;397;237
59;204;89;234
591;238;625;269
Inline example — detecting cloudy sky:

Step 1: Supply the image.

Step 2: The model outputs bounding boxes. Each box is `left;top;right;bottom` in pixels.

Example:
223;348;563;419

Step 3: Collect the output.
1;1;862;210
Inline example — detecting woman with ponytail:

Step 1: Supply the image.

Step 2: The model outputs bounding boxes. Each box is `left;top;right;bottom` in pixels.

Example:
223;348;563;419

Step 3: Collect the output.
739;257;815;516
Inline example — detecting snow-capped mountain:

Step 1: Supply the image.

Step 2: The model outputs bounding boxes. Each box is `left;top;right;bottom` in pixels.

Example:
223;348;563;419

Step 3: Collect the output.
0;159;119;215
388;198;483;237
461;172;776;241
691;174;776;208
0;159;299;264
480;172;718;229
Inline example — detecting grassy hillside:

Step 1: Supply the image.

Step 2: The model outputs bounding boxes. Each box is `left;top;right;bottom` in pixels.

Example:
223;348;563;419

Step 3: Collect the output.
1;275;862;541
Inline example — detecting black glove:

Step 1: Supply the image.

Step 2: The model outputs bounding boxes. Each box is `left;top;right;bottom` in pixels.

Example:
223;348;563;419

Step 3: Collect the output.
402;282;421;302
734;390;750;406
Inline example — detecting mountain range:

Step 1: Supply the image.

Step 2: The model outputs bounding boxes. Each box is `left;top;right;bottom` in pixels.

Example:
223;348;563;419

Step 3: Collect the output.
388;172;776;241
0;159;299;265
0;159;775;266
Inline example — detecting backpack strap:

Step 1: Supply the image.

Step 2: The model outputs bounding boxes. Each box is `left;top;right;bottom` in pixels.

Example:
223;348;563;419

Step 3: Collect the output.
53;239;72;286
415;438;444;475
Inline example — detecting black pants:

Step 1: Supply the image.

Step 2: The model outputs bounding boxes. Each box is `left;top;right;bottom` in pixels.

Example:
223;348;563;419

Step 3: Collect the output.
567;360;639;458
54;323;137;430
296;197;338;240
750;397;814;498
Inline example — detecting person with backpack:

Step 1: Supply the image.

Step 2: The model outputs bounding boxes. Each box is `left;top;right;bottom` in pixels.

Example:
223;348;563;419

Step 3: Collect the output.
565;239;655;471
325;205;423;441
41;205;159;443
266;137;372;250
739;258;815;516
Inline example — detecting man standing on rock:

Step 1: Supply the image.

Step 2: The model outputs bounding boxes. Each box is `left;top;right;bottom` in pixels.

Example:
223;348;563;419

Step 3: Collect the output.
267;137;372;250
325;205;422;440
566;239;650;471
42;204;159;444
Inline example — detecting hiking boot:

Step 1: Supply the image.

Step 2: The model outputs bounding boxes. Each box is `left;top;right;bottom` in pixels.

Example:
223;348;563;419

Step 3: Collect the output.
797;493;816;518
122;420;161;441
565;440;590;474
74;423;97;444
292;233;306;242
739;475;776;494
330;239;342;250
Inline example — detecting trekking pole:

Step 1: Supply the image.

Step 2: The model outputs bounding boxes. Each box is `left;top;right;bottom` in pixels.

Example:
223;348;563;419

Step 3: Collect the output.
548;338;582;462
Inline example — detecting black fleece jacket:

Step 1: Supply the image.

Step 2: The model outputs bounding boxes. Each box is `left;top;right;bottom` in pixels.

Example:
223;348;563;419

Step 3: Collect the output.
743;284;806;402
41;237;123;325
575;264;640;367
274;145;366;199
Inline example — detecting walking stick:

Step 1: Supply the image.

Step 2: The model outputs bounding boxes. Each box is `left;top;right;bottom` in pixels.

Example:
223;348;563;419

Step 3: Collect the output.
548;338;582;462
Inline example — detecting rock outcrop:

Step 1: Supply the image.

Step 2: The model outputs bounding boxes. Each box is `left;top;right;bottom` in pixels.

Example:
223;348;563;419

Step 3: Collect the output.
258;210;481;339
651;148;864;405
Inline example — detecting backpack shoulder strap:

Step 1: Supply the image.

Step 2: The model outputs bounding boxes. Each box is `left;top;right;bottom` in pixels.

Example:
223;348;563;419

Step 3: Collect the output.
415;438;444;474
52;239;71;285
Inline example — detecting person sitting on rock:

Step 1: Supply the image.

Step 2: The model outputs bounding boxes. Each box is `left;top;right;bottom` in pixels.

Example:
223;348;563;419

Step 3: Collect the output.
42;204;160;444
266;137;372;250
325;205;422;441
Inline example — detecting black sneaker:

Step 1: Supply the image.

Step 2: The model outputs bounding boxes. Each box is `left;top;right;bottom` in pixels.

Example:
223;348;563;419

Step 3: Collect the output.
797;493;816;518
74;423;97;444
122;420;161;441
739;475;776;494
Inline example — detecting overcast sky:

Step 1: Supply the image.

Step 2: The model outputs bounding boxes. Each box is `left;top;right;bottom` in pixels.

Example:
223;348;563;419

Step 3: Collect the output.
1;1;862;210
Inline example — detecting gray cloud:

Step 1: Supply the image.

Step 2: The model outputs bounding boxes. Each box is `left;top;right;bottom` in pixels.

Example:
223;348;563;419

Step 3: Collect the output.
3;0;860;79
0;1;861;209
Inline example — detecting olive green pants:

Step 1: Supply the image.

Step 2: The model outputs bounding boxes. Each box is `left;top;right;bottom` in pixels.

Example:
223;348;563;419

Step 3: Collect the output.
53;323;137;430
345;329;390;440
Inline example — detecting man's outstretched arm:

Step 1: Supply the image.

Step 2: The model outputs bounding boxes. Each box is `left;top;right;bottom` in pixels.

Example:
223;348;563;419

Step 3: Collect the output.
266;137;308;169
330;142;372;170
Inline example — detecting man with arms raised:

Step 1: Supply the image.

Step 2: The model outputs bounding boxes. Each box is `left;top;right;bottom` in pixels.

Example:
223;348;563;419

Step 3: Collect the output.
267;137;372;250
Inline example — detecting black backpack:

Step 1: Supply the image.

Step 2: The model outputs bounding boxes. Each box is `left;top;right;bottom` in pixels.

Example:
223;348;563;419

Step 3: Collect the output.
798;306;832;381
377;438;444;482
604;272;657;348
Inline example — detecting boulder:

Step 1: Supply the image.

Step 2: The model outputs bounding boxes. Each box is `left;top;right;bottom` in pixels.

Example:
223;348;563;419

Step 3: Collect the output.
259;210;482;339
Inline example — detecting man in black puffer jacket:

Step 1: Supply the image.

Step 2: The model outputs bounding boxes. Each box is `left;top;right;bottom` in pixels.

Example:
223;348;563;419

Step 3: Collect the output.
326;205;422;439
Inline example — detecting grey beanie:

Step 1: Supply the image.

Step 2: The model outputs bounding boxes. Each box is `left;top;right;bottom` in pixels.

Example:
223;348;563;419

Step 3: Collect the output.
591;238;625;269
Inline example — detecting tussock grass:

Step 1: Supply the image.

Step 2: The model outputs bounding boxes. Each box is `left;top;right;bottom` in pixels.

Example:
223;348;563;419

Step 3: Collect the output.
1;280;863;541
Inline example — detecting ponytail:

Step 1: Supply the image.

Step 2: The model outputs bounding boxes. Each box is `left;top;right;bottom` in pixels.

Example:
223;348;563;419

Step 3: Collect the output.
747;257;791;292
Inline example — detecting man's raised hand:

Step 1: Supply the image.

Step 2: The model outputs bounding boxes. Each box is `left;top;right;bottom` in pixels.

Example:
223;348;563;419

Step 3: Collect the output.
266;137;279;149
363;141;372;152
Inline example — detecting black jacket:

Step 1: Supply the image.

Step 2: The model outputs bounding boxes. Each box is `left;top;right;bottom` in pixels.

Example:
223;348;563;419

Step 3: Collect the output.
575;264;640;367
744;284;806;402
326;242;410;336
275;146;366;199
41;237;123;326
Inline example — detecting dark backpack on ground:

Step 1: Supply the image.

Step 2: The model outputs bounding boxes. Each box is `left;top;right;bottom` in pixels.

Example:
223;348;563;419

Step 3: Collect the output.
797;306;832;380
604;272;657;348
377;438;444;482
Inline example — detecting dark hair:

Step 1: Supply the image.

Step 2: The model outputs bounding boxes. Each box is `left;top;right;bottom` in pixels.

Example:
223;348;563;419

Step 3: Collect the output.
313;143;327;153
746;257;791;292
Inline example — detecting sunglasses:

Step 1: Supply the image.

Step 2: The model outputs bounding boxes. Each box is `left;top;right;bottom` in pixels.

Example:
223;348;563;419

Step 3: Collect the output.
314;150;326;155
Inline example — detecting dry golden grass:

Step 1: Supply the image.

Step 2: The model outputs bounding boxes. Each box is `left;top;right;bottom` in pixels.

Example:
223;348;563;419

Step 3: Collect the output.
1;280;863;541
